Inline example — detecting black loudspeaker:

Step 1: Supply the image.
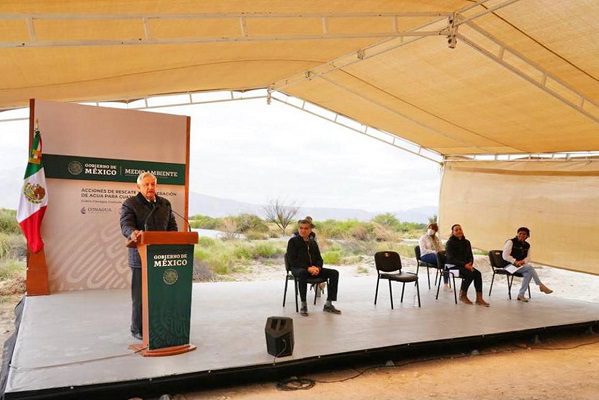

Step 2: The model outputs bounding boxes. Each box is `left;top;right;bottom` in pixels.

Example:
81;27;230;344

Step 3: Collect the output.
265;316;294;357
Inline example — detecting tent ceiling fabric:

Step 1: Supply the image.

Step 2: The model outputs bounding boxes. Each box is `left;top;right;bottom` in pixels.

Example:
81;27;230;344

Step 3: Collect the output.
0;0;598;156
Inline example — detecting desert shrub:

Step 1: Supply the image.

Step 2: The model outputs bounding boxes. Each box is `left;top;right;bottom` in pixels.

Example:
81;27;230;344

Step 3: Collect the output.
232;243;254;260
233;214;269;233
192;259;214;281
0;258;26;281
372;224;402;242
316;219;365;239
341;255;362;265
322;250;343;265
0;209;20;234
254;242;282;258
0;233;25;259
210;253;235;275
349;224;371;241
245;230;268;240
219;217;239;240
198;236;217;248
371;213;402;231
189;214;221;230
373;242;415;259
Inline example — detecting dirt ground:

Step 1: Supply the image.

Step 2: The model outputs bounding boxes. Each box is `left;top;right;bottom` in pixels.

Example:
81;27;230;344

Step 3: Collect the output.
171;258;599;400
176;333;599;400
2;258;599;399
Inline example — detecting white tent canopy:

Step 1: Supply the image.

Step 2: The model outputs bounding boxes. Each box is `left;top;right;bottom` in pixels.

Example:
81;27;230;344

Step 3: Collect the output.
1;0;598;272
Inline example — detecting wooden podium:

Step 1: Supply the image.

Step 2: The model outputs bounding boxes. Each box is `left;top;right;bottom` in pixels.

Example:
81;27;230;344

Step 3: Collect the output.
129;231;199;357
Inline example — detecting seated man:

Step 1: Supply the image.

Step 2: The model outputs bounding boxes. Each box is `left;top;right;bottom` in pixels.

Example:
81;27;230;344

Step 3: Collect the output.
286;218;340;316
502;226;553;302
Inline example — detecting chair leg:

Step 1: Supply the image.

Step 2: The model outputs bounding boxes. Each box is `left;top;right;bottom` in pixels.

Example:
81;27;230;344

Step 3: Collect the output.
313;284;318;305
488;272;495;296
416;280;421;308
528;284;531;298
426;266;431;290
388;279;394;310
283;277;289;307
400;282;406;303
435;270;442;299
507;275;513;300
294;279;299;312
452;275;458;304
374;276;380;305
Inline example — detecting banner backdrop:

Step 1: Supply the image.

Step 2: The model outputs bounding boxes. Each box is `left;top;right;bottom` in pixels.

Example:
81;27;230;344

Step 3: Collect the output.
439;160;599;275
32;100;190;292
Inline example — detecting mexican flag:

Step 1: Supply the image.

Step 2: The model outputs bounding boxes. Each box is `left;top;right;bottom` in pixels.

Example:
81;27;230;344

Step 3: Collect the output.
16;127;48;253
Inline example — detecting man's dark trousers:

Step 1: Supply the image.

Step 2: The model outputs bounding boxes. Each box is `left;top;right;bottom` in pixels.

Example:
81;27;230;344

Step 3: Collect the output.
131;268;142;336
291;267;339;302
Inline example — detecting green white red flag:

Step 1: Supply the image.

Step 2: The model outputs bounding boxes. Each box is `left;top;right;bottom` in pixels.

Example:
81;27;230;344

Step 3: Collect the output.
16;127;48;253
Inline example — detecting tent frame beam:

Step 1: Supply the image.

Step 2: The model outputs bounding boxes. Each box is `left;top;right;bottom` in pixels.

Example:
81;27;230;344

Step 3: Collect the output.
0;89;443;164
458;23;599;124
0;11;458;48
2;88;594;162
0;30;446;48
269;92;442;164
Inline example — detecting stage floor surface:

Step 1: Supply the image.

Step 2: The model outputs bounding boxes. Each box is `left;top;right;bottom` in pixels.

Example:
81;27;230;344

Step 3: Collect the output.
5;276;599;397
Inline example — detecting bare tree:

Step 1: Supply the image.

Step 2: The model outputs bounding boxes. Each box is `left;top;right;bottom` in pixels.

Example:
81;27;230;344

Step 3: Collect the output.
263;199;300;235
220;217;239;240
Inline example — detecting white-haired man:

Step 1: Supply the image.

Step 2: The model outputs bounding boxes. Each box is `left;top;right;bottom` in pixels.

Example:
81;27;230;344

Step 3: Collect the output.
120;172;178;340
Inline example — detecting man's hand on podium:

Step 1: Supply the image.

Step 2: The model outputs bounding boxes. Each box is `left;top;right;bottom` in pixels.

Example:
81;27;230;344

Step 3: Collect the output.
126;230;143;248
130;230;142;242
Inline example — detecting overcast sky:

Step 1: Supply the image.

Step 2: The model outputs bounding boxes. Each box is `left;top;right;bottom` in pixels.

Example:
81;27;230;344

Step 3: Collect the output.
0;97;441;213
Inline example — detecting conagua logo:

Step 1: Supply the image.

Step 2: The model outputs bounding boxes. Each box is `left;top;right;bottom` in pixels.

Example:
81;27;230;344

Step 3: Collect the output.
23;182;46;204
163;269;179;285
67;160;83;175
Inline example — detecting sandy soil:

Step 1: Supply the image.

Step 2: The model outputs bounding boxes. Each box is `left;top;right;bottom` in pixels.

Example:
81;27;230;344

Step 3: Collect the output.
2;257;598;399
175;333;599;400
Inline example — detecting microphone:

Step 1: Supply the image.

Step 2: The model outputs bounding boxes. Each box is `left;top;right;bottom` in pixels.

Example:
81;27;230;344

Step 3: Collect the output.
169;207;192;232
143;202;158;231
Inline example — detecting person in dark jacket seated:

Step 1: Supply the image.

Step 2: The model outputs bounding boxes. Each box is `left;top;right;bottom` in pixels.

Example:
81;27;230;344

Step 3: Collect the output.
287;218;340;316
445;224;490;306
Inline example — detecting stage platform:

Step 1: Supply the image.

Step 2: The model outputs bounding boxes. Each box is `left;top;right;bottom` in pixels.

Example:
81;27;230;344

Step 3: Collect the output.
3;275;599;399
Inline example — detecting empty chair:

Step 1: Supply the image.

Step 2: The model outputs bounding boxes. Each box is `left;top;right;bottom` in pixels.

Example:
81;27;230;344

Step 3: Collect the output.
282;253;328;312
374;251;421;309
488;250;531;300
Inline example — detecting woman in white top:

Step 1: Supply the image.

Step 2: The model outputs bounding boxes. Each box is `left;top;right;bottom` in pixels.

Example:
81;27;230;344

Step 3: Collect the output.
418;223;448;285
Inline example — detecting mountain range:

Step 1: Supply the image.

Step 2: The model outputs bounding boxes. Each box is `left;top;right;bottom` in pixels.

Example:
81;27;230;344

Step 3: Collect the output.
189;192;436;224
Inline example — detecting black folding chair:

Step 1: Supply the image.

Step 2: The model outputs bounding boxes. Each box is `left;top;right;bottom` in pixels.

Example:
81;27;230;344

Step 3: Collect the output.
415;246;448;290
488;250;531;300
435;252;463;304
282;253;328;312
414;245;433;289
374;251;421;309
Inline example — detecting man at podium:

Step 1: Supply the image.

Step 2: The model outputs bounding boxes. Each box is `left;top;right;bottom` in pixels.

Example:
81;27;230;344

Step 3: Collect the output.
120;172;178;341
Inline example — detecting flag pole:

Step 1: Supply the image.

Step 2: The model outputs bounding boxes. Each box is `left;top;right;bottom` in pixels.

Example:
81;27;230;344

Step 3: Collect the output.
23;103;49;295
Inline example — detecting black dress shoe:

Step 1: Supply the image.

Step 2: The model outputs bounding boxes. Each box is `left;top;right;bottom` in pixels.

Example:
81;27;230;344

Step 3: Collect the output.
132;332;143;341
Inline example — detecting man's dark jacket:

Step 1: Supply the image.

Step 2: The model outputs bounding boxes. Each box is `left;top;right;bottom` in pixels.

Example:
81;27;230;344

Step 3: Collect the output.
120;192;178;268
445;235;473;267
287;235;323;270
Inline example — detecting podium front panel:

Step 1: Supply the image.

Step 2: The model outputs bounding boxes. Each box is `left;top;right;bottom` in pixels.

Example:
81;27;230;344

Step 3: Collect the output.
146;244;194;350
